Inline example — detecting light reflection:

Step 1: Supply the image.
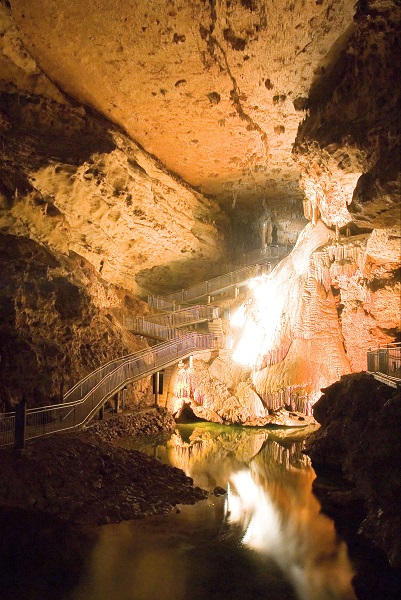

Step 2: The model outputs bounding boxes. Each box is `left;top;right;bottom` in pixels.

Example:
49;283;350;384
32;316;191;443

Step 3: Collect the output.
168;425;357;600
74;425;356;600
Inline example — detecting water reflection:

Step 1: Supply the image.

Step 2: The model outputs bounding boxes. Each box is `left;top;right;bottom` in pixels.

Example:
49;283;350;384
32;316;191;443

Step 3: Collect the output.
74;424;356;600
167;424;356;600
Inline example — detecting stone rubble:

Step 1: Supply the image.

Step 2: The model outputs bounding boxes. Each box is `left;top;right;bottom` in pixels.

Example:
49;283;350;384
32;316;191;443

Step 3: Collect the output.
0;408;207;526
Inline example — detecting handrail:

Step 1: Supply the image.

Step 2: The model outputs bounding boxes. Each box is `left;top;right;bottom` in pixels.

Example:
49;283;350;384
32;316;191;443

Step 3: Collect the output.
210;244;293;276
123;317;183;340
367;343;401;388
233;244;291;267
140;304;219;327
149;263;272;307
148;244;292;309
123;305;220;339
0;332;220;446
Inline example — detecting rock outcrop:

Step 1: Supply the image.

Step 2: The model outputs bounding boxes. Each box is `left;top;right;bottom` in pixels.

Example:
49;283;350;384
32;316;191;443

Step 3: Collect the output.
0;409;207;525
166;354;317;426
305;373;401;573
0;233;161;409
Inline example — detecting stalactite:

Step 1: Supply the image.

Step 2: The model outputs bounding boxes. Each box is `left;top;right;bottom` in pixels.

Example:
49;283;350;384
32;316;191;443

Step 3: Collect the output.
260;385;316;416
259;343;291;367
311;240;366;290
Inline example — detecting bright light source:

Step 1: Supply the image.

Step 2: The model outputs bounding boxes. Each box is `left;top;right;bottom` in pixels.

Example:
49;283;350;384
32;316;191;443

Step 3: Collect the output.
231;222;335;369
230;304;246;327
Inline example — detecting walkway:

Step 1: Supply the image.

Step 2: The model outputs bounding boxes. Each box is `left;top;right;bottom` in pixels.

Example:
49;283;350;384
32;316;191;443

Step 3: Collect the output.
0;332;218;447
123;304;220;340
148;244;290;310
367;343;401;388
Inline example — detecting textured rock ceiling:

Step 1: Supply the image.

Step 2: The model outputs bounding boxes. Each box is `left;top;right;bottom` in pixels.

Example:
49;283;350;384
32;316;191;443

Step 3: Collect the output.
9;0;356;208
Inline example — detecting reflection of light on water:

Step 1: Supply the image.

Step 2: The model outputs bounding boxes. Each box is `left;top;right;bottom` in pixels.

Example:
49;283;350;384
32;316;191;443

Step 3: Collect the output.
221;440;357;600
78;425;356;600
227;471;281;551
169;426;356;600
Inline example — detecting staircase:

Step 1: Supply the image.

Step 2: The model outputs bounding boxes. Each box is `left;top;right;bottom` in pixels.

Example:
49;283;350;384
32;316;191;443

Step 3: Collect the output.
0;332;219;447
123;304;220;340
208;318;224;341
0;244;293;448
148;244;291;309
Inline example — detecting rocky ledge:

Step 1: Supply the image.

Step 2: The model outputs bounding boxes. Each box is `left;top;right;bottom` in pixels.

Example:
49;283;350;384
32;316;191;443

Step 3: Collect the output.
304;372;401;598
0;408;207;526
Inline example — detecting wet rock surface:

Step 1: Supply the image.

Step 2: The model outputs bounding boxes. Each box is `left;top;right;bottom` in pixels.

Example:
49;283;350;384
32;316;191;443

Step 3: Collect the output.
0;409;207;526
305;372;401;598
293;0;401;230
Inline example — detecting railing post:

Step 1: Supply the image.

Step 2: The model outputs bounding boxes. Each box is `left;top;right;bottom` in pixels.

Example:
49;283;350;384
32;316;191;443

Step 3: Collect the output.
378;348;388;374
14;397;27;450
152;372;159;406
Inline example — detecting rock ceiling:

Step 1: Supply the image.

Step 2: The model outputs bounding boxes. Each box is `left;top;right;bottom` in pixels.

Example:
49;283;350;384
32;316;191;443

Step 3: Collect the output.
0;0;400;417
8;0;356;208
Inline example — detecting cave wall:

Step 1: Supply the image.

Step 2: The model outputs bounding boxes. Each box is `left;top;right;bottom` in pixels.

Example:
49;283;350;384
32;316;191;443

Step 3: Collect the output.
293;0;400;231
292;0;401;368
0;0;226;407
0;234;155;410
0;91;226;295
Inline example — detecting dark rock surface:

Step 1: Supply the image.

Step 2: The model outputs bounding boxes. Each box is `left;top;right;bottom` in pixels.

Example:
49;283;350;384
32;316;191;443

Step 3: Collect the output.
0;409;207;526
305;372;401;598
85;406;177;443
0;234;151;410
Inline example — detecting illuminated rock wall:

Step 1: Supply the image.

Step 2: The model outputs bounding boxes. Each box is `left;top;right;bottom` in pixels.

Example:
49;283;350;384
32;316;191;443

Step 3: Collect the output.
0;1;399;418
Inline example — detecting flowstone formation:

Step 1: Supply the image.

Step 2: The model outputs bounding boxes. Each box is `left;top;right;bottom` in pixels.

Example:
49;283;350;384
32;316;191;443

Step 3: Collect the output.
165;217;398;424
166;351;317;427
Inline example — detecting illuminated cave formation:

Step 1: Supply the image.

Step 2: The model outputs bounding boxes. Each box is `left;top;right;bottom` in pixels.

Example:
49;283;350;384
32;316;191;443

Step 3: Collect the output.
0;0;400;422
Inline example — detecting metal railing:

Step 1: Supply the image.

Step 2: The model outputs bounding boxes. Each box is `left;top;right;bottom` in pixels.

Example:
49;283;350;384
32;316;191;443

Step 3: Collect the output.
0;413;15;447
148;263;271;308
234;244;292;267
367;342;401;388
123;317;182;340
0;332;220;447
123;305;220;339
209;244;292;276
148;245;292;310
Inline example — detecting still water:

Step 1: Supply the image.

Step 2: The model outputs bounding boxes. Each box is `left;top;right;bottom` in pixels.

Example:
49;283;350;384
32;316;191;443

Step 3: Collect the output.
0;423;357;600
73;423;357;600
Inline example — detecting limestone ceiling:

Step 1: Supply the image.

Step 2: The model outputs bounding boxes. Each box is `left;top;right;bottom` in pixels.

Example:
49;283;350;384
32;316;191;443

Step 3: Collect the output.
9;0;356;208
